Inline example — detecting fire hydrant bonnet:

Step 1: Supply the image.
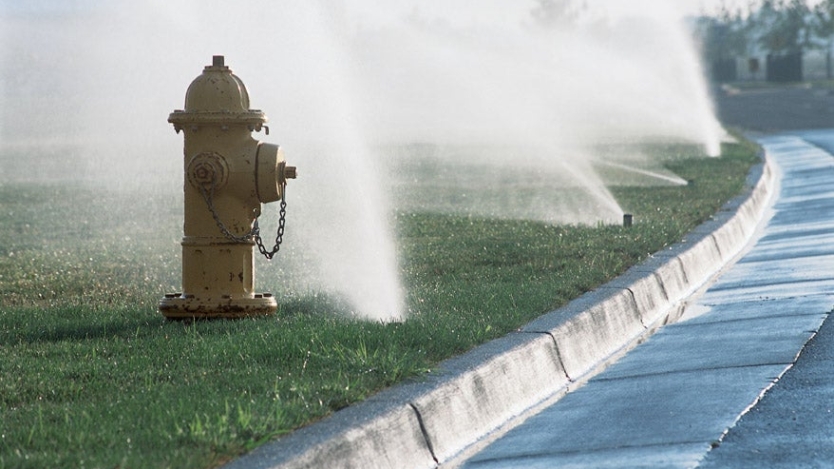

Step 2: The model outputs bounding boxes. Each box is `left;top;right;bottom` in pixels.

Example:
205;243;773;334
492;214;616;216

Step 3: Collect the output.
168;55;266;131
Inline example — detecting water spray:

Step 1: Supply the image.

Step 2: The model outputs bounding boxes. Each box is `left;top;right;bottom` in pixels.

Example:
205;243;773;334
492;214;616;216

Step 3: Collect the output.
160;56;297;319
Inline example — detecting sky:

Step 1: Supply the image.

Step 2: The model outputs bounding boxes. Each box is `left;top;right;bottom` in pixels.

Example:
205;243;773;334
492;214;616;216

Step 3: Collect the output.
340;0;809;31
0;0;823;21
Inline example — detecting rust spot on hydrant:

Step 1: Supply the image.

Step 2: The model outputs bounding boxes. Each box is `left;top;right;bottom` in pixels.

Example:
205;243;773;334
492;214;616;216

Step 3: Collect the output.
159;55;297;320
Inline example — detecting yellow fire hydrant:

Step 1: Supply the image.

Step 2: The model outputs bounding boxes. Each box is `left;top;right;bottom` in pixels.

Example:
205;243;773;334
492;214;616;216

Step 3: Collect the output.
160;55;297;319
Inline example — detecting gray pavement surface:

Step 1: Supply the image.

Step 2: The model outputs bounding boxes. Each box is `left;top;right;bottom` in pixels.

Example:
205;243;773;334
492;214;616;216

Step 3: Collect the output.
717;84;834;133
454;92;834;468
698;132;834;468
700;300;834;467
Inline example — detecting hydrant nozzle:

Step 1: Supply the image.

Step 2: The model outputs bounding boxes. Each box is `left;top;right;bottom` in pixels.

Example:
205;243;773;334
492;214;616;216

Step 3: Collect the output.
160;56;296;320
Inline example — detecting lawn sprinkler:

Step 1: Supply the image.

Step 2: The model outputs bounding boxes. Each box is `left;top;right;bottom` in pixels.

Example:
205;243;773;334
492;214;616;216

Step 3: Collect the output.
160;55;297;319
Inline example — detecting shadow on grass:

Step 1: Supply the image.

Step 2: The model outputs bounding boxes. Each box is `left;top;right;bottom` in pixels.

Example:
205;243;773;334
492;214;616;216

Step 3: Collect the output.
1;292;357;347
0;311;161;345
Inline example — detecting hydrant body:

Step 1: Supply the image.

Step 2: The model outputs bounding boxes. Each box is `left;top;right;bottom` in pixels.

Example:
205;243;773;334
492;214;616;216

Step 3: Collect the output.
160;56;295;319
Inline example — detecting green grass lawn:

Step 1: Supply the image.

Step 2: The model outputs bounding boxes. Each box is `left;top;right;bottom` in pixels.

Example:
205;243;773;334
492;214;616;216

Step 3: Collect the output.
0;139;759;468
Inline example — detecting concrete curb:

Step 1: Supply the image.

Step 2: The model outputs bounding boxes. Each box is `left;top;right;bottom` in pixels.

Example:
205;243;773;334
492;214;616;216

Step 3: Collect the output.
223;154;776;469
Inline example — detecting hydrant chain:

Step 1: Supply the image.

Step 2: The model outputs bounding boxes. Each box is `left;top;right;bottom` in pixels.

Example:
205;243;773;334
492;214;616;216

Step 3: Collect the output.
198;175;289;259
254;185;288;260
198;179;258;243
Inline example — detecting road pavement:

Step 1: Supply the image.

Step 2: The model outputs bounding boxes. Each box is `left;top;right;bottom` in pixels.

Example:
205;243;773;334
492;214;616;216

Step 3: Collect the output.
451;88;834;468
716;84;834;133
699;130;834;468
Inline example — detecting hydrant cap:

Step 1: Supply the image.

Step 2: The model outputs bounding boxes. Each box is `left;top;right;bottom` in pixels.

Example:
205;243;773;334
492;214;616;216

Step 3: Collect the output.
169;56;267;128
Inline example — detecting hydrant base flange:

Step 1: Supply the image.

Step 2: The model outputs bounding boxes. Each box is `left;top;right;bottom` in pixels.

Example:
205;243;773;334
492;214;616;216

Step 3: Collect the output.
159;293;277;319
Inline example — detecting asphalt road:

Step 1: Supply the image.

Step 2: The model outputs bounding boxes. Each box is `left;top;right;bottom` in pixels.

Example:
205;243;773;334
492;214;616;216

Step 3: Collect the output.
716;83;834;133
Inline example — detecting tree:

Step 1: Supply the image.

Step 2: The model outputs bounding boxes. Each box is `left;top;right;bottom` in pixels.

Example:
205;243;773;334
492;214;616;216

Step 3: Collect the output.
696;0;834;82
693;1;755;81
813;0;834;78
696;3;750;61
756;0;812;55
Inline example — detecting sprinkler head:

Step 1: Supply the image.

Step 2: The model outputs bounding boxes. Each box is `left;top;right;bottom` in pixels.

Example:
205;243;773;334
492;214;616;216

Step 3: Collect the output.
623;214;633;227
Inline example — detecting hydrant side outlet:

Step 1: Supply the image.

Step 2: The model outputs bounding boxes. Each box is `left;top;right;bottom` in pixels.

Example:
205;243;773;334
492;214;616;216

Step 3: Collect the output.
160;56;295;320
255;143;285;204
